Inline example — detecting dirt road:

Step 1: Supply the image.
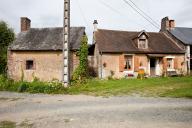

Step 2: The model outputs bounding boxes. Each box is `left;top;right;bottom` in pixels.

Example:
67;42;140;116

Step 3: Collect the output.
0;91;192;128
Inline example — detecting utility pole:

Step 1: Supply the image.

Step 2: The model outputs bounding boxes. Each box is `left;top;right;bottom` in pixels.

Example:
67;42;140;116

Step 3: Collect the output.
63;0;70;86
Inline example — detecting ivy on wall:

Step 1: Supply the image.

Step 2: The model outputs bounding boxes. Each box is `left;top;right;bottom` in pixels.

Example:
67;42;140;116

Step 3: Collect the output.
72;35;88;83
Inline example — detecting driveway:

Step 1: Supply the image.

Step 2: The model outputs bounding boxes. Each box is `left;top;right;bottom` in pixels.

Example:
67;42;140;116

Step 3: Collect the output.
0;91;192;128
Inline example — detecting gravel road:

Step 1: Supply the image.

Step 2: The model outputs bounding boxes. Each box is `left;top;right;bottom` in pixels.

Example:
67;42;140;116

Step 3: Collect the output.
0;91;192;128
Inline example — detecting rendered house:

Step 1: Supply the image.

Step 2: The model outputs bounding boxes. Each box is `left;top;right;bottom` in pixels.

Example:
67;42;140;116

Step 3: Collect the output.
8;17;85;81
160;17;192;74
92;20;187;79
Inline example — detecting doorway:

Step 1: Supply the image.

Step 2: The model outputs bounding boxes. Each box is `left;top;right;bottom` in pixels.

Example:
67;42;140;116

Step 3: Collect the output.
150;58;156;76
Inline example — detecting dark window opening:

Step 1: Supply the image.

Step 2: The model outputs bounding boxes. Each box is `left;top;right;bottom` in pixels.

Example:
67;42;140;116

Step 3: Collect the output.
26;60;34;70
150;58;156;68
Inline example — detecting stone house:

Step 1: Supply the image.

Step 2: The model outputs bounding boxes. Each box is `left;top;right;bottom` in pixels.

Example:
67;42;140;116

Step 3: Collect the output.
8;17;85;81
160;17;192;74
91;20;187;79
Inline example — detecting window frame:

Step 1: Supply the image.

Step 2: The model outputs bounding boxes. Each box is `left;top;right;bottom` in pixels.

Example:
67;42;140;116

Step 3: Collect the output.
167;58;174;69
124;55;133;71
165;56;175;71
138;39;148;49
26;60;35;70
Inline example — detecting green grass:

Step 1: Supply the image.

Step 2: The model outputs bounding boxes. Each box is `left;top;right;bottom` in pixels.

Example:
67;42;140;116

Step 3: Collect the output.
0;121;16;128
68;77;192;98
0;74;192;98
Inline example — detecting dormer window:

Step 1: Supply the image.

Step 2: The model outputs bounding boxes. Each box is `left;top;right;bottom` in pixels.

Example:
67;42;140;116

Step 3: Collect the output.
137;31;149;49
138;38;148;49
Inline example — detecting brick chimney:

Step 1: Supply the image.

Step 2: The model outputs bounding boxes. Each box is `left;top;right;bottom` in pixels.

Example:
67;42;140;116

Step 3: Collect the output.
93;20;98;32
161;17;175;31
169;20;175;29
21;17;31;32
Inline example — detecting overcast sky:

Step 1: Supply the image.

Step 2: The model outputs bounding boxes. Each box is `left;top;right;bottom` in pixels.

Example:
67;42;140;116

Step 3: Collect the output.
0;0;192;42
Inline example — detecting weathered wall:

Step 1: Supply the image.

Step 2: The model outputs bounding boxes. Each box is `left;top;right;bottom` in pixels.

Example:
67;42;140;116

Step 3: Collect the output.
97;53;186;79
134;54;148;72
101;54;123;78
8;51;79;82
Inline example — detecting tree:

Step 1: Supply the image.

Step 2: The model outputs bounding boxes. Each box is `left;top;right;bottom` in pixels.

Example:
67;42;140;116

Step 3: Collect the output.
0;21;15;74
72;35;88;83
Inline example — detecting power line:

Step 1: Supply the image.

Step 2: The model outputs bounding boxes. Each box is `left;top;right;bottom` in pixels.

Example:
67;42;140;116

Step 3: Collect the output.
97;0;151;30
122;0;160;29
75;0;92;31
128;0;160;27
98;0;123;15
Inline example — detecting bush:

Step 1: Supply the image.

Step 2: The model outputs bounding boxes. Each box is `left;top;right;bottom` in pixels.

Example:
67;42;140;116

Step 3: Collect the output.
17;82;29;92
0;75;68;94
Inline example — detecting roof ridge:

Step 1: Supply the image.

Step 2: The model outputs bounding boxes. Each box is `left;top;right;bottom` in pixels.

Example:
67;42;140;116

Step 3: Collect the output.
98;29;160;34
30;26;85;29
174;27;192;29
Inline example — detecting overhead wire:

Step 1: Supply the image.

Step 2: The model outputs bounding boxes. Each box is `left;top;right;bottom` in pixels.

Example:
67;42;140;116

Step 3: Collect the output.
122;0;160;30
128;0;160;27
75;0;92;32
97;0;150;30
98;0;123;15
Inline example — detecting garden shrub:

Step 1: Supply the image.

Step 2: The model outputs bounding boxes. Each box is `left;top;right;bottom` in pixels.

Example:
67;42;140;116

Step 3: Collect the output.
17;82;29;92
0;75;68;94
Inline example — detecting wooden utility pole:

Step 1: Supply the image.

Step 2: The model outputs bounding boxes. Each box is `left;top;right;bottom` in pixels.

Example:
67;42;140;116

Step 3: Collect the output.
63;0;70;86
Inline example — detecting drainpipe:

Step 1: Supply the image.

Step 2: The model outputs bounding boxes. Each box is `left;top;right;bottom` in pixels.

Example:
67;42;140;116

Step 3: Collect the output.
187;45;190;74
100;52;103;79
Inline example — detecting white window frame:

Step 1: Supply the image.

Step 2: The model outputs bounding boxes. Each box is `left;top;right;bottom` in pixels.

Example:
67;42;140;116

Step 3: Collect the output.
165;56;175;71
123;54;134;73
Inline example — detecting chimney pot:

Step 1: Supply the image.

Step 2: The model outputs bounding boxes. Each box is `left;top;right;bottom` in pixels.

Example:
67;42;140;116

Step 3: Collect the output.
21;17;31;32
93;20;98;32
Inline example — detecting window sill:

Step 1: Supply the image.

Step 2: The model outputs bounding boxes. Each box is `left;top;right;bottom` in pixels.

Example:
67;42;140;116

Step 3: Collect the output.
167;69;175;71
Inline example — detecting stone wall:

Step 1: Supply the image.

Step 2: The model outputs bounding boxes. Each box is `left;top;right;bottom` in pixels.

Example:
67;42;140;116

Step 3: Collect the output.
8;51;79;82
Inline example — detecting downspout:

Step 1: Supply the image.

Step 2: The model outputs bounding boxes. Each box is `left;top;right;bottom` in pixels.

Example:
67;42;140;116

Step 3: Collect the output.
187;45;191;74
100;51;103;79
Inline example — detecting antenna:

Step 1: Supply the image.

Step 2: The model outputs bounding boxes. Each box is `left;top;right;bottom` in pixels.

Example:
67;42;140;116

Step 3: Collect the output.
63;0;70;86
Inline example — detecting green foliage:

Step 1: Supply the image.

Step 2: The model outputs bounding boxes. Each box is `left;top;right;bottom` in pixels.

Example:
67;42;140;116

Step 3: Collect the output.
72;35;88;83
0;75;68;94
0;21;15;74
17;82;29;92
0;121;16;128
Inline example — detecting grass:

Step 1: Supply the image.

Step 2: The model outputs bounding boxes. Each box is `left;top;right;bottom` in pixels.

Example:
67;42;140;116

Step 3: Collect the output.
0;120;33;128
0;121;16;128
0;74;192;98
68;77;192;98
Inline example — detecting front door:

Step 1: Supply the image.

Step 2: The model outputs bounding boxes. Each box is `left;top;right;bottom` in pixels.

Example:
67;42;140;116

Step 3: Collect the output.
150;58;156;76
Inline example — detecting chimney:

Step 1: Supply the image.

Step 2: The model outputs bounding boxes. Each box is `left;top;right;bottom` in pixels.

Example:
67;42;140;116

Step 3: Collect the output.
21;17;31;32
161;17;176;31
169;20;175;29
161;16;170;31
93;20;98;32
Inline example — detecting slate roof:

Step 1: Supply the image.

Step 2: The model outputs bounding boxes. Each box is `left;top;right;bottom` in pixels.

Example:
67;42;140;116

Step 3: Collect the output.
169;27;192;45
95;29;185;54
9;27;85;51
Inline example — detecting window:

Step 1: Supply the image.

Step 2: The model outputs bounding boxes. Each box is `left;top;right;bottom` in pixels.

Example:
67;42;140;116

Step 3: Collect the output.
26;60;34;70
167;58;174;69
138;39;148;49
124;55;132;70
